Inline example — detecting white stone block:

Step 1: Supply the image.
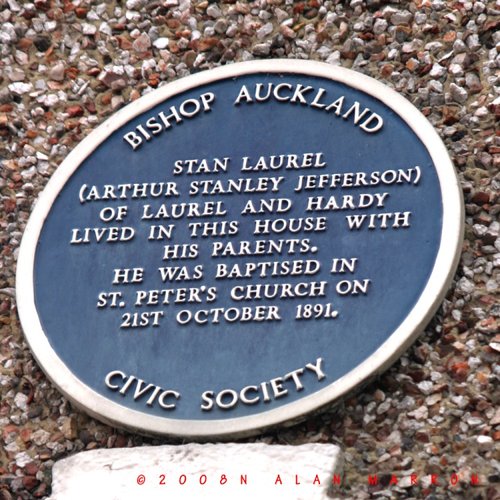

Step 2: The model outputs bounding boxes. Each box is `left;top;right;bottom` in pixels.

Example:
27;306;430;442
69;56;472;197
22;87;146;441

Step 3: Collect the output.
48;442;343;499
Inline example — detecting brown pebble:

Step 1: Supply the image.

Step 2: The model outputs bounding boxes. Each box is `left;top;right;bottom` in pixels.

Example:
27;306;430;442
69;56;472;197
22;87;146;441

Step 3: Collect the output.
84;101;96;113
101;93;112;106
22;476;39;491
148;73;160;87
130;89;140;101
33;482;47;498
443;31;456;42
415;431;430;443
117;36;133;50
20;428;32;443
66;67;79;80
0;490;13;500
66;105;84;117
198;37;219;51
471;192;490;204
64;120;79;131
449;361;469;381
406;59;419;71
23;462;38;476
344;434;358;446
380;64;393;78
75;7;88;18
442;106;459;125
17;38;33;50
183;51;197;67
167;19;181;29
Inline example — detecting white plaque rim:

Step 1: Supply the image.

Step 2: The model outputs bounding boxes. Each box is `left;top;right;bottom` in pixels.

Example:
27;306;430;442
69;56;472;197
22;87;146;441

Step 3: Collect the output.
16;60;463;439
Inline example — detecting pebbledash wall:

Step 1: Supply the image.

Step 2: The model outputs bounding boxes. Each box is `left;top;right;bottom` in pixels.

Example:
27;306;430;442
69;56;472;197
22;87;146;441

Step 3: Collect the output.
0;1;498;499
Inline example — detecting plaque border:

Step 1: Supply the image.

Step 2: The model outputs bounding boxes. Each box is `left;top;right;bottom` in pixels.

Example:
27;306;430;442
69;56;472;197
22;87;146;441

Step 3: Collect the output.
16;60;464;439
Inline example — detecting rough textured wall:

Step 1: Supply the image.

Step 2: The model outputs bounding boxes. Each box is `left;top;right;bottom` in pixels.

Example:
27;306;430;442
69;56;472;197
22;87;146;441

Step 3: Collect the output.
0;0;498;498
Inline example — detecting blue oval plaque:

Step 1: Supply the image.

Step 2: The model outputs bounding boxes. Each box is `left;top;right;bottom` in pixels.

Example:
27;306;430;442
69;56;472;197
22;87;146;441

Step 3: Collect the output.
17;60;463;438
